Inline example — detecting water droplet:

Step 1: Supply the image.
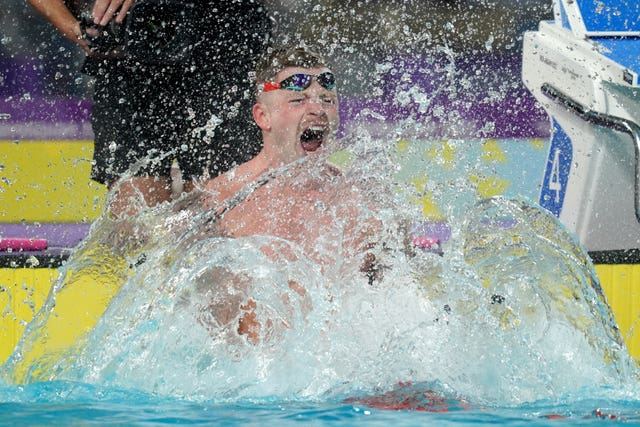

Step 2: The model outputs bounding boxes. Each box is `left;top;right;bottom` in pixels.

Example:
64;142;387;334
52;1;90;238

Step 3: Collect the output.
26;256;40;267
485;34;494;51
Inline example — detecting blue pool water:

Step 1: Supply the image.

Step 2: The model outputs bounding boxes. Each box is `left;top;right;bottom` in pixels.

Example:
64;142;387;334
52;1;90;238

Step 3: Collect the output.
1;381;640;426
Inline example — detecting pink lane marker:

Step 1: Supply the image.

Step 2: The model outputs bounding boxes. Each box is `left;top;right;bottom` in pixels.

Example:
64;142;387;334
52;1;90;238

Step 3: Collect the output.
0;238;48;251
412;235;440;250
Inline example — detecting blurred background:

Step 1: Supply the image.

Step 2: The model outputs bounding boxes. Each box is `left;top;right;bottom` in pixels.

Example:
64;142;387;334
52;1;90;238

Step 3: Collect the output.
1;0;554;139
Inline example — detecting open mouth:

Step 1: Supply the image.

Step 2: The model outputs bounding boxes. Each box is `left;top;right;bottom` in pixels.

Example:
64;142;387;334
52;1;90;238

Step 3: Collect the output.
300;125;326;152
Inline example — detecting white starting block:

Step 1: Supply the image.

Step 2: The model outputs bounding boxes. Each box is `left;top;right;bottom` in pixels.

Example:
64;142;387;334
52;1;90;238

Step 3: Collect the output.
522;0;640;255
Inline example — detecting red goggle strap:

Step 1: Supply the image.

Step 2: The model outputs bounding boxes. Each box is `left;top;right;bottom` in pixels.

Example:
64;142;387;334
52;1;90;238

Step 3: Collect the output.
258;81;280;92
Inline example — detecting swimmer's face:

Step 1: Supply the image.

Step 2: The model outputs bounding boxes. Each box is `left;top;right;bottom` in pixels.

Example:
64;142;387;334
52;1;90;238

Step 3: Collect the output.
254;66;339;164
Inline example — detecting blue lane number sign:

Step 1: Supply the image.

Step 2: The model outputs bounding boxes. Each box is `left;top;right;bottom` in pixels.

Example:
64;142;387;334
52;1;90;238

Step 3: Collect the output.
539;120;573;217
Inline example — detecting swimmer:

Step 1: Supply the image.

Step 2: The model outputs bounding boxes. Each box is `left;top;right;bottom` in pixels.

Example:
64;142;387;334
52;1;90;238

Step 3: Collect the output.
200;46;385;342
201;46;380;266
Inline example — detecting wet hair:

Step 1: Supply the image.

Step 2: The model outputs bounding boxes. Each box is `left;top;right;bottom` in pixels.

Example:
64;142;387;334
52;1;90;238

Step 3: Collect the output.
254;46;330;86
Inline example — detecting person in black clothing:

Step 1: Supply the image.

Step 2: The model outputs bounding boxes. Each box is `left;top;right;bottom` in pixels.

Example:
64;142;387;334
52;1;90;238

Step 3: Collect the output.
28;0;272;217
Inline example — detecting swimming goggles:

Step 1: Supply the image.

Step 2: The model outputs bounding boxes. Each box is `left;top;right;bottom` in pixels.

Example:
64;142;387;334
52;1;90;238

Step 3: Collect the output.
259;71;336;92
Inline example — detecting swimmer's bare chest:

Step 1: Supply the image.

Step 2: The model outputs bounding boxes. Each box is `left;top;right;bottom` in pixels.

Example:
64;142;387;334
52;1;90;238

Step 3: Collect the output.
216;182;339;250
212;177;384;283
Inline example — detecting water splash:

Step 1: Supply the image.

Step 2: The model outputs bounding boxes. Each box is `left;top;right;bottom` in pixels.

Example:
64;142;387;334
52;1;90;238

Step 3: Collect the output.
2;130;636;405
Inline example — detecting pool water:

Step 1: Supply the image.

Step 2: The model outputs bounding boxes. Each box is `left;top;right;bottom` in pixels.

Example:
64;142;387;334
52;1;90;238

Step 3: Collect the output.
1;380;639;426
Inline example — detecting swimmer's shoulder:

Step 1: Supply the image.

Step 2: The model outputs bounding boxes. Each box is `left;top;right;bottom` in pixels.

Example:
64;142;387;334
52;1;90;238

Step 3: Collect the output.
202;160;270;208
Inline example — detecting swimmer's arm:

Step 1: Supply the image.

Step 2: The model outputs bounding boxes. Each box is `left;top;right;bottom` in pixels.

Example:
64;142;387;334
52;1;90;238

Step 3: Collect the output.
334;189;387;285
27;0;92;54
360;250;385;286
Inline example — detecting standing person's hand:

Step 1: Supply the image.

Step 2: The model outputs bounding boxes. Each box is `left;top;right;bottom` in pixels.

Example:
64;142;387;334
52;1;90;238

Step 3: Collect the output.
70;20;93;55
93;0;136;26
27;0;93;55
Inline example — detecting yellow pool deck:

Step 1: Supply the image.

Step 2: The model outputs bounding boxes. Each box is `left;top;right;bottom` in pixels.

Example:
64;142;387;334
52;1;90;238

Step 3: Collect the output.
1;139;639;367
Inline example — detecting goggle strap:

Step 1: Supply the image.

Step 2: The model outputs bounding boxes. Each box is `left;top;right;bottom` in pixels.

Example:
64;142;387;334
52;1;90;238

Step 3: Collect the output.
260;81;280;92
